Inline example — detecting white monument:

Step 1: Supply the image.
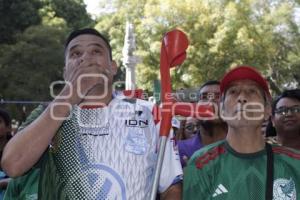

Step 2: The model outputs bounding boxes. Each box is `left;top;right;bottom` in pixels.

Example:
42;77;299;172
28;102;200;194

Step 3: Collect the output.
122;22;137;90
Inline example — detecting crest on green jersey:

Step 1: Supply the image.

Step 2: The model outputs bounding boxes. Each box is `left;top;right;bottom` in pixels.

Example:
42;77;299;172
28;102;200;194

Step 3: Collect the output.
273;178;296;200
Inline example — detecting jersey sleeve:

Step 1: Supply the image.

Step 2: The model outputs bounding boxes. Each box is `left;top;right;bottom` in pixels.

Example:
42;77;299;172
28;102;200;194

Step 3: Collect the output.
3;178;18;200
158;126;183;193
17;105;48;169
17;105;46;131
183;151;212;199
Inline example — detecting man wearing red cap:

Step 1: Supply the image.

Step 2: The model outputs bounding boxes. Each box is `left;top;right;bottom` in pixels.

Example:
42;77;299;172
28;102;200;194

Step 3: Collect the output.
183;66;300;200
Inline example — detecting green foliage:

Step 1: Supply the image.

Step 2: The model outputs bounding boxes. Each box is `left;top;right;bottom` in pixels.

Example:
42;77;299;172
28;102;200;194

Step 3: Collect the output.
0;0;42;44
94;13;128;84
44;0;94;29
0;0;93;121
1;0;300;121
95;0;300;94
0;25;67;120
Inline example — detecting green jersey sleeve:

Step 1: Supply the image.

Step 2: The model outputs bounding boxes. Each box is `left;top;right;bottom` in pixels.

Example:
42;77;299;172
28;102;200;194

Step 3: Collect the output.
3;168;40;200
183;160;211;199
18;105;46;132
17;105;48;169
183;141;225;200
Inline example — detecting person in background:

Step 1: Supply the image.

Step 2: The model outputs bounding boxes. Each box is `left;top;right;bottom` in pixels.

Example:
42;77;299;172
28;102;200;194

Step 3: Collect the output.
177;117;202;167
175;119;186;141
197;80;227;146
171;116;181;138
271;89;300;150
177;81;227;167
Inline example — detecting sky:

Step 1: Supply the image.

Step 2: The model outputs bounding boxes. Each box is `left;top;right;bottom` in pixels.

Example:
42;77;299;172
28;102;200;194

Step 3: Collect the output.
84;0;115;16
84;0;101;15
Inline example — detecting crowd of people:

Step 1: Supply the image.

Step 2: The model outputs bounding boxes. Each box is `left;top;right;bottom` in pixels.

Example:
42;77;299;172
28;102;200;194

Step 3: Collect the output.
0;28;299;200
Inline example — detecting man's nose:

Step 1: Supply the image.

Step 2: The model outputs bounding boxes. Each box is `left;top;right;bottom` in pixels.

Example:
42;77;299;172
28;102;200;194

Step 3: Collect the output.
237;91;247;104
80;51;92;62
284;108;293;116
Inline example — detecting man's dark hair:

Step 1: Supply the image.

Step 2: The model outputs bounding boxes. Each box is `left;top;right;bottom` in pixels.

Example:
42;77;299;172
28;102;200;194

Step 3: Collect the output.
199;80;220;92
272;89;300;115
0;108;11;127
64;28;112;60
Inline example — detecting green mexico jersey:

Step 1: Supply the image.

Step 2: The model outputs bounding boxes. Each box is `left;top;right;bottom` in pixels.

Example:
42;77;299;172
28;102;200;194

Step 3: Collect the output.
183;140;300;200
4;105;46;200
4;168;40;200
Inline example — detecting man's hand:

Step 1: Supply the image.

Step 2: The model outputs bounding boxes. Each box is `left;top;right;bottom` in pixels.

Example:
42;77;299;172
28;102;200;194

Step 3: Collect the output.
62;59;114;105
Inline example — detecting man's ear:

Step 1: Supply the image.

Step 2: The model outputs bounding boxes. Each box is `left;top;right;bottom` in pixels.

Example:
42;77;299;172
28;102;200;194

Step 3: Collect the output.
63;66;66;80
219;96;226;120
264;104;272;121
111;60;118;76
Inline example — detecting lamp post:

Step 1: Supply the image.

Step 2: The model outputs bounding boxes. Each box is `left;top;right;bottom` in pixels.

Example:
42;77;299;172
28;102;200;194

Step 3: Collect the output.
122;22;138;90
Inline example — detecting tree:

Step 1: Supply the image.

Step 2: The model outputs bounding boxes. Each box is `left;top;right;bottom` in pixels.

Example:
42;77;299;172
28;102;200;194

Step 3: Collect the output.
94;0;299;94
0;0;94;121
0;0;42;44
43;0;94;29
0;25;67;121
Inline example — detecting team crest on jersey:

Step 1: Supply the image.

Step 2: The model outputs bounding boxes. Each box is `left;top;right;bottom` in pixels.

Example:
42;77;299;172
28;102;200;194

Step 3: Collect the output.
273;178;296;200
124;129;148;155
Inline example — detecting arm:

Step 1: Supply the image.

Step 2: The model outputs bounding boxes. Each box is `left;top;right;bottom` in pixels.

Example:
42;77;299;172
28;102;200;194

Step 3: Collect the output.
160;182;182;200
1;97;72;177
157;128;183;200
1;59;108;177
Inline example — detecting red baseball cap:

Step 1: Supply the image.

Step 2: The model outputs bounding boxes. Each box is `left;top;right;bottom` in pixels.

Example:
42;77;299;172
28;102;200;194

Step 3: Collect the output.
220;66;271;98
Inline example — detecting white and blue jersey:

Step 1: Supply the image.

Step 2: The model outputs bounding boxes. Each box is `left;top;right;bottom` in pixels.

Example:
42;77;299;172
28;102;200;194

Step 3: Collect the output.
23;98;182;200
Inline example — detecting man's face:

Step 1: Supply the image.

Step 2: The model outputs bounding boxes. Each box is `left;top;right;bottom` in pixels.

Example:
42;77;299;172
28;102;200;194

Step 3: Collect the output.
64;34;117;86
184;117;200;139
199;84;220;103
221;79;269;128
199;84;221;122
272;97;300;134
